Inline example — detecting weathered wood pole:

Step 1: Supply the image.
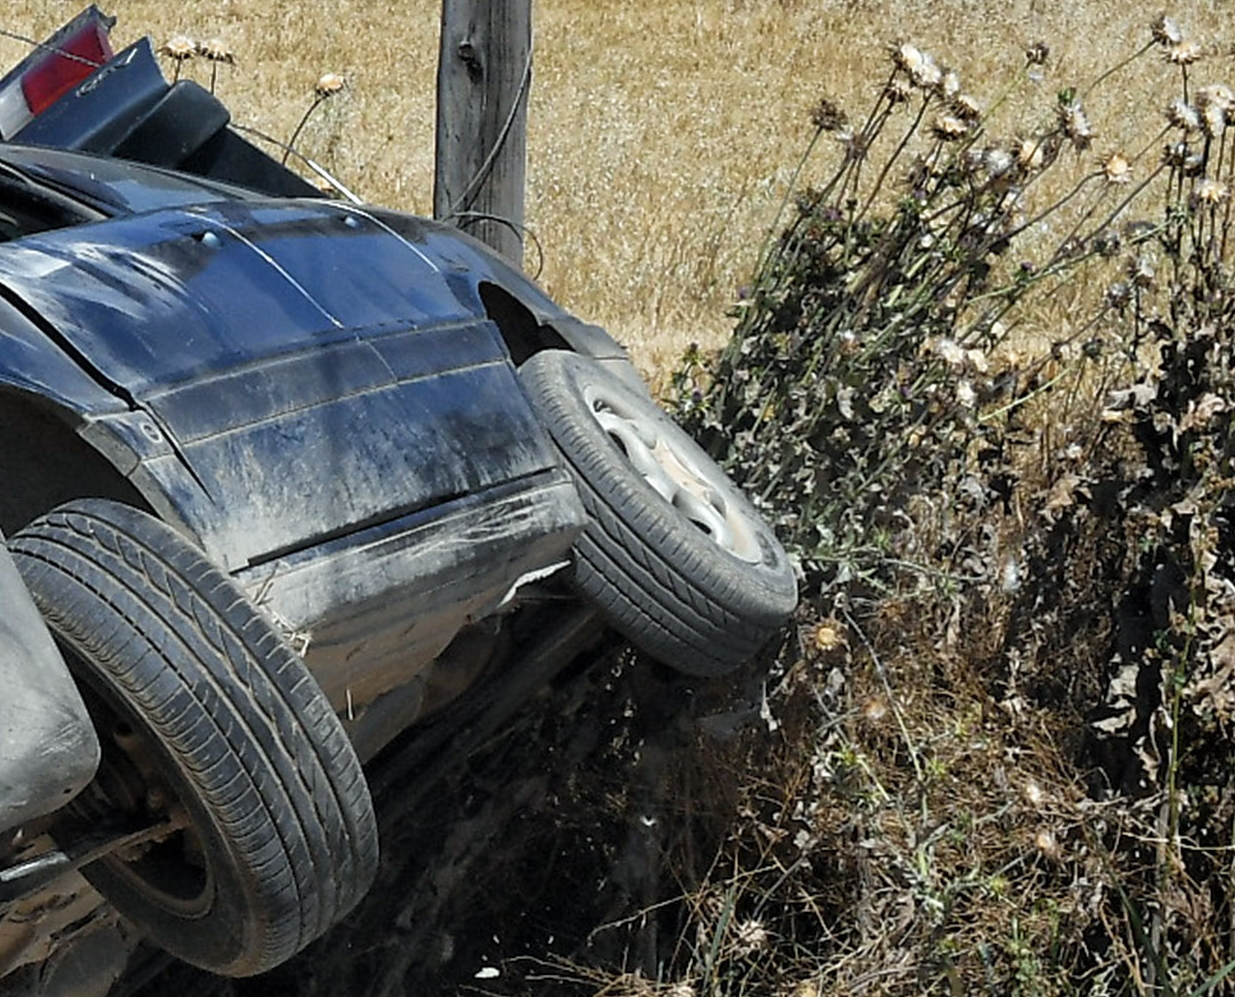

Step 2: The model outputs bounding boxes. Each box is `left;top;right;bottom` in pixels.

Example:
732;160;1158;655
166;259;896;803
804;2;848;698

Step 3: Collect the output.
434;0;532;266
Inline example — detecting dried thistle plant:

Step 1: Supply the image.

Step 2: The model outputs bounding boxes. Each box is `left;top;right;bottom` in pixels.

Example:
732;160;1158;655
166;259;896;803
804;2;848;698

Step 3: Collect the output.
283;72;348;165
158;34;196;83
662;17;1235;992
673;26;1181;599
198;37;235;93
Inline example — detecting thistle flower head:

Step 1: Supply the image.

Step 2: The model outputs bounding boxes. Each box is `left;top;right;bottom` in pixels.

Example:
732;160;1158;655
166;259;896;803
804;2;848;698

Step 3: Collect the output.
934;337;968;366
941;69;961;99
806;619;846;653
948;93;982;123
1192;177;1230;206
1162;142;1205;174
1017;137;1046;172
731;918;769;957
1102;153;1132;184
1163;141;1189;167
862;695;889;722
160;35;196;61
314;72;346;97
810;97;847;132
1195;83;1235;112
893;42;925;74
1035;828;1063;862
1167;98;1200;131
198;38;235;64
1106;281;1132;308
913;57;943;91
1166;40;1203;65
1059;101;1094;150
985;146;1014;177
1201;102;1226;137
932;113;968;141
893;43;942;90
1127;254;1156;288
1172;145;1206;175
1151;15;1183;47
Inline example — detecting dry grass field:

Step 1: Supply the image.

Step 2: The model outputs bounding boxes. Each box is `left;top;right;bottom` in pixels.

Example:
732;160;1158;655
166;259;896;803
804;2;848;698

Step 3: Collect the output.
4;0;1230;380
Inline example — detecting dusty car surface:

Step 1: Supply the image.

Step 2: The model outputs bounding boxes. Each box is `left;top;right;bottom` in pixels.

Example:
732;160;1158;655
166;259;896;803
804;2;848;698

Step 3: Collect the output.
0;7;798;990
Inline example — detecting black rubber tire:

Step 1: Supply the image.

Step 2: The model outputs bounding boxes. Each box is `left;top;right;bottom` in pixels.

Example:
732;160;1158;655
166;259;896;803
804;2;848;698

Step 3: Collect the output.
9;500;379;977
520;350;797;675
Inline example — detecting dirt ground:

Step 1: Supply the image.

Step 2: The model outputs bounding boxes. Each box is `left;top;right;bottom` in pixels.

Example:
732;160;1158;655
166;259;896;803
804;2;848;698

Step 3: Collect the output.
104;631;771;997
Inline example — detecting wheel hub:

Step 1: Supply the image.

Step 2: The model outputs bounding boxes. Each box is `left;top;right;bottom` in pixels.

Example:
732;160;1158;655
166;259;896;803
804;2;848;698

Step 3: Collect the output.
584;385;764;564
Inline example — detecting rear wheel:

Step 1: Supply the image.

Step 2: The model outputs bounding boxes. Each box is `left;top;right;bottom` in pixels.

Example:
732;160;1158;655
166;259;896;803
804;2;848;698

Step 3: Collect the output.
10;500;378;977
520;351;797;675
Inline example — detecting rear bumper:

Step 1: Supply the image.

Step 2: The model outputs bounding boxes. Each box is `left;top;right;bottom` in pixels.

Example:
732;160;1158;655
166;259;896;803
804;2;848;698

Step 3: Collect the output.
0;535;99;835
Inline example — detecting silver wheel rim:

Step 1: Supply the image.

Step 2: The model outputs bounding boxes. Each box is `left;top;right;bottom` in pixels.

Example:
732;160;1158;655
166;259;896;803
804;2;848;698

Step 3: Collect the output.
583;383;764;564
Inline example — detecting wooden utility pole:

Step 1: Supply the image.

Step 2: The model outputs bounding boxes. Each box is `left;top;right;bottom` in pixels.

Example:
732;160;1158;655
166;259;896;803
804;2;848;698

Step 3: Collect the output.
434;0;532;266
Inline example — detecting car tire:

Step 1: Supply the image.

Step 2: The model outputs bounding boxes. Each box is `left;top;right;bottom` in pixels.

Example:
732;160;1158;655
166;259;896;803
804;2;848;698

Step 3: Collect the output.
9;499;379;977
520;350;797;676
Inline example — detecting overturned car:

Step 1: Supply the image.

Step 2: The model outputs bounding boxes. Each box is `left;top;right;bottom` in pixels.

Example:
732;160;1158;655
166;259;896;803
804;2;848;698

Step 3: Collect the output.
0;8;797;988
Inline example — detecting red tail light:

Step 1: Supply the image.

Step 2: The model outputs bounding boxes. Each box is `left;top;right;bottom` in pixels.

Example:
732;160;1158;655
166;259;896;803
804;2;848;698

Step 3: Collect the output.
21;17;114;116
0;7;115;138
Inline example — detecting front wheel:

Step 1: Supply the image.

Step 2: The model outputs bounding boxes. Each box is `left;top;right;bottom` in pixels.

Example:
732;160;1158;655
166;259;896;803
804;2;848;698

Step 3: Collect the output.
520;351;797;676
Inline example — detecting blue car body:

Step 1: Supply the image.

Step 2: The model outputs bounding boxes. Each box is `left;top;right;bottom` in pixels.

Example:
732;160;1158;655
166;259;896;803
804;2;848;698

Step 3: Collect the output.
0;17;640;815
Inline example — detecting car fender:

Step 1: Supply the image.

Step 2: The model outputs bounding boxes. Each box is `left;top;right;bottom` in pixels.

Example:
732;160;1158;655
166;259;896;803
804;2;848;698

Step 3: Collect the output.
0;288;217;552
0;294;127;415
366;209;650;393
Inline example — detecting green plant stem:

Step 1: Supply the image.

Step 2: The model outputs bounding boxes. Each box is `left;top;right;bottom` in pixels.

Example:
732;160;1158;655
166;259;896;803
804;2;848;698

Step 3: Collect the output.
1007;171;1101;249
1215;129;1233;262
839;605;925;784
1079;160;1170;245
977;361;1073;424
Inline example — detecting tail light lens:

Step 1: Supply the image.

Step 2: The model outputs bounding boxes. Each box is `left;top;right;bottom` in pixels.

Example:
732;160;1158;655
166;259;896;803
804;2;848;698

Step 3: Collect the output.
22;16;114;116
0;7;115;138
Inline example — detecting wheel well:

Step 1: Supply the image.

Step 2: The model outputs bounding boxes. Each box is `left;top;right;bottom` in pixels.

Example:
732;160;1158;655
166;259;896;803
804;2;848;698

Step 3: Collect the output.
0;393;149;534
478;282;569;365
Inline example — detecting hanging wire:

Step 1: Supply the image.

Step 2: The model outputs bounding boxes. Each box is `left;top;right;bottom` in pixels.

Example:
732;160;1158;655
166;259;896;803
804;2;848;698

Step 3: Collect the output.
450;209;545;278
446;42;534;218
0;26;108;70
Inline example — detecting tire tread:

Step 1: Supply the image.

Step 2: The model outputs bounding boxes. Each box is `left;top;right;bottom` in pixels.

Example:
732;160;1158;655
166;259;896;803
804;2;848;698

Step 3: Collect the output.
10;500;378;977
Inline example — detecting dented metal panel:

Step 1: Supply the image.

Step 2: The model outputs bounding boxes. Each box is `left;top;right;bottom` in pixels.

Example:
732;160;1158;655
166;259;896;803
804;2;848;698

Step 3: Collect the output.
236;469;585;750
0;198;566;567
0;296;125;413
